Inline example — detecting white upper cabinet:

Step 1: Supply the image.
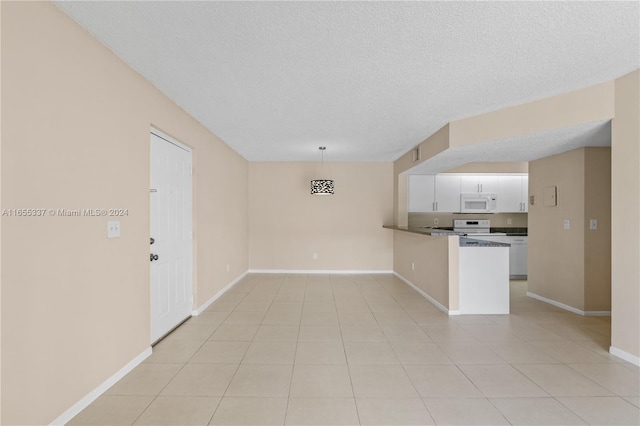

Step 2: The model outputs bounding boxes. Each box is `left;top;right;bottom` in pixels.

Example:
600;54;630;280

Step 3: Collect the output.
460;175;498;193
497;175;528;212
434;174;461;212
522;176;529;212
409;173;528;214
497;175;523;212
408;174;461;212
408;175;436;212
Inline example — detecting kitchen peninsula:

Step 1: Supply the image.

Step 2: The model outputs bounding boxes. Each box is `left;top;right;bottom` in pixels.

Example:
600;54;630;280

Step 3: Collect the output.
384;225;510;315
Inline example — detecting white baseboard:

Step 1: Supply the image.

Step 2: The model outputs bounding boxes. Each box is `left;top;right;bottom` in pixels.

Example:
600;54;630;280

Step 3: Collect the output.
50;347;152;425
526;292;611;316
192;270;249;316
393;272;454;315
609;346;640;366
247;269;393;275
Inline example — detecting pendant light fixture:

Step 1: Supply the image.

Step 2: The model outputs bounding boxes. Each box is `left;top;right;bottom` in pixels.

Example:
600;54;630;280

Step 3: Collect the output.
310;146;334;195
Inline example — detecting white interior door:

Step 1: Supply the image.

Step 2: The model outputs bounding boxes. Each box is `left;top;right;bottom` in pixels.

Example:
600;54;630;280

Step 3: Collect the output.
150;131;193;344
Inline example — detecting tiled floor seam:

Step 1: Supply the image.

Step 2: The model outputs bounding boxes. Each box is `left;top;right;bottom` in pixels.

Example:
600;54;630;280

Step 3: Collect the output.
209;275;283;425
282;275;306;426
376;275;438;426
552;395;601;425
333;275;362;426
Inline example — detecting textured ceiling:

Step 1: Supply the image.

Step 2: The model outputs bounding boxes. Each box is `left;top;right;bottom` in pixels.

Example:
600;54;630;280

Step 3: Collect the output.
54;1;639;162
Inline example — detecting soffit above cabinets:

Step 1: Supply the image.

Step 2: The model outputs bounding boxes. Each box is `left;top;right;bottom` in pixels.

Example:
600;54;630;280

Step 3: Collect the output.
54;2;637;162
406;120;611;175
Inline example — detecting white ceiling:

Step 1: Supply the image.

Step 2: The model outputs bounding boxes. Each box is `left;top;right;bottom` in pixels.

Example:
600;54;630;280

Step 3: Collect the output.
54;1;639;162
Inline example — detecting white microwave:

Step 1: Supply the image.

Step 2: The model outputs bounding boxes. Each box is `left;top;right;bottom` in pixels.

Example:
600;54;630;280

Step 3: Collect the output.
460;193;498;213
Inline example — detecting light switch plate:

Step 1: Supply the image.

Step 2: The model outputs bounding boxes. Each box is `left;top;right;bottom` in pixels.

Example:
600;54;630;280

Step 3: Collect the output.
108;220;121;238
590;219;598;230
563;219;570;230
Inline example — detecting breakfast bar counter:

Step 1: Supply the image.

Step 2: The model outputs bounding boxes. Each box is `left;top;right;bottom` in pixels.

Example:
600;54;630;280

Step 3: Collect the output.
384;225;510;315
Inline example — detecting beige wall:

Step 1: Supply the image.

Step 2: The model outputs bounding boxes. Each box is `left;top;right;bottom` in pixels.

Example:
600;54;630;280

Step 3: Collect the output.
395;124;450;175
248;162;393;271
0;1;3;419
584;148;612;311
395;174;408;227
449;81;615;146
1;3;248;424
611;70;640;360
529;149;587;309
393;232;454;309
528;147;611;312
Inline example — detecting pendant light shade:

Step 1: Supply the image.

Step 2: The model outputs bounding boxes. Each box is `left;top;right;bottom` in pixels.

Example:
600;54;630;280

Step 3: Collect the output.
310;146;334;195
310;179;334;195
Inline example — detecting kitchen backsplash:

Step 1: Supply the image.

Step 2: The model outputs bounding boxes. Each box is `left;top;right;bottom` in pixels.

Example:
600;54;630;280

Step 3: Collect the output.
408;212;528;228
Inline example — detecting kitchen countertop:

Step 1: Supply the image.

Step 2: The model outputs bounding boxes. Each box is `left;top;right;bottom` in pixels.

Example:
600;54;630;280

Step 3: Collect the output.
383;225;464;236
459;237;510;247
383;226;510;247
491;227;528;236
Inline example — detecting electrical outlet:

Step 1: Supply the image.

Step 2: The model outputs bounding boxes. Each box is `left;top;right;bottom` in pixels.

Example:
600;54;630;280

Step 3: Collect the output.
507;218;512;225
590;219;598;230
226;264;230;272
563;219;570;230
313;253;318;260
107;221;120;238
433;218;439;226
411;262;415;271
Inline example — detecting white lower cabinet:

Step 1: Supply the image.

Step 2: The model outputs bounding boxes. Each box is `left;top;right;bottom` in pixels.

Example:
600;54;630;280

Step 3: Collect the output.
508;237;528;277
472;235;528;278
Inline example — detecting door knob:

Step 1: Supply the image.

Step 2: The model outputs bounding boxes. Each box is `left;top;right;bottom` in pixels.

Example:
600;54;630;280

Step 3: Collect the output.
150;253;159;262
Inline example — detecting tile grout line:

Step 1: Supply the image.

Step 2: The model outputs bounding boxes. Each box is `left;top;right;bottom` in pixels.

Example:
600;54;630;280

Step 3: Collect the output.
126;291;248;425
205;275;278;425
333;274;362;426
377;274;439;425
283;273;308;426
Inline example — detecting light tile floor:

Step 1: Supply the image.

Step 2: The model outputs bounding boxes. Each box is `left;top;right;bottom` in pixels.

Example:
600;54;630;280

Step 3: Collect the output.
70;274;640;425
